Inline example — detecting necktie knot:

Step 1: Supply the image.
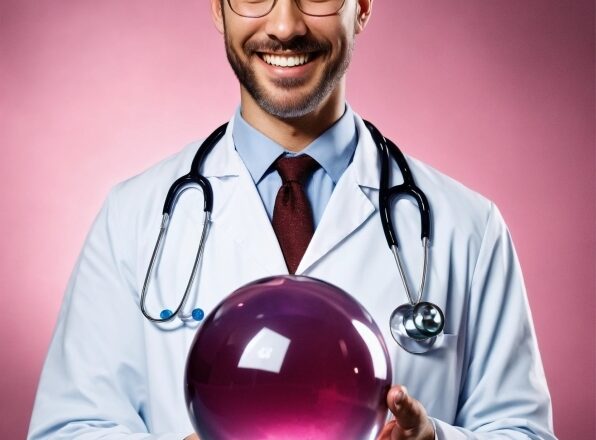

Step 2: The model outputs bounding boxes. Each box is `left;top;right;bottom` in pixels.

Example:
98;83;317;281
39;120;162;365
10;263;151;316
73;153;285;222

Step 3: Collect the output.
275;155;320;185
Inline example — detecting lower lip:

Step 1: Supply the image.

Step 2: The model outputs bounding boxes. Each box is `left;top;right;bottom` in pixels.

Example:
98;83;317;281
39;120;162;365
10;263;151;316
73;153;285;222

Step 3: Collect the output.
256;54;319;79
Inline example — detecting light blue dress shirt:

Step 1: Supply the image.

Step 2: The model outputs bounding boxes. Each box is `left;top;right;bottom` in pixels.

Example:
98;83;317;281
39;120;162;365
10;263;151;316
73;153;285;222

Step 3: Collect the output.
232;106;358;229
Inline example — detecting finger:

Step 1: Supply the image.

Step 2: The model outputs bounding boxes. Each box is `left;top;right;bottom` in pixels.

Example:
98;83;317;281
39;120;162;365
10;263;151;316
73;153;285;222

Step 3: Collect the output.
387;386;425;431
386;385;407;417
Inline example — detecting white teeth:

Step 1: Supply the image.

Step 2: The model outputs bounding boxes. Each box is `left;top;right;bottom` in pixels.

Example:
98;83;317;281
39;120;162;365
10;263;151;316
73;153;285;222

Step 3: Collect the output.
262;53;310;67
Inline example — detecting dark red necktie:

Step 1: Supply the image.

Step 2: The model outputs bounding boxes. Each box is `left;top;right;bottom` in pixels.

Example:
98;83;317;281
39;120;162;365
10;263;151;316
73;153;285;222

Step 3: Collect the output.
272;155;320;274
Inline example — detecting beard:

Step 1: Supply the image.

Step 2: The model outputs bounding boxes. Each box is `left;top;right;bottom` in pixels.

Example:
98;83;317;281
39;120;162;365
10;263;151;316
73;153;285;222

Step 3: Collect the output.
224;32;354;119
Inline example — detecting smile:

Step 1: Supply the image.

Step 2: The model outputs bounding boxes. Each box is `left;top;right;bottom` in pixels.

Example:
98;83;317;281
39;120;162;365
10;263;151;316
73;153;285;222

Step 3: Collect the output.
260;53;312;68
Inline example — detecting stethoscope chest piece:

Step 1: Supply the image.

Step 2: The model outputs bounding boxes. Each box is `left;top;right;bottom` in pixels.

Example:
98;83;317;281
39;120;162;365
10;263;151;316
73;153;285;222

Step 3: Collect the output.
389;302;445;354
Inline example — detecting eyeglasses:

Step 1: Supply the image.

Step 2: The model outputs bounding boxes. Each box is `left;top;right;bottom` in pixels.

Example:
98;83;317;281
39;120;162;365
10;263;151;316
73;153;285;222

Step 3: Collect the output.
227;0;346;18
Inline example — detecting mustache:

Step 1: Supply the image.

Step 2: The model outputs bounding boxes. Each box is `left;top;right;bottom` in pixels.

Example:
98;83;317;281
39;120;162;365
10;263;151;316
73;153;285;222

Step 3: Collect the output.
244;36;331;54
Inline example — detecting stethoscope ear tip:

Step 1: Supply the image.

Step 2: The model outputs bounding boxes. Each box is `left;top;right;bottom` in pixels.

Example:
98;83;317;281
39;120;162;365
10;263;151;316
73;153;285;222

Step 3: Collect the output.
160;309;174;320
159;308;205;322
192;308;205;321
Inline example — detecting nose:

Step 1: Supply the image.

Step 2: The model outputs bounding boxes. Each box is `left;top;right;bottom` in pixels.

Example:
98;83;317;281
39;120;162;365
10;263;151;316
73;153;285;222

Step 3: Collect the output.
264;0;308;43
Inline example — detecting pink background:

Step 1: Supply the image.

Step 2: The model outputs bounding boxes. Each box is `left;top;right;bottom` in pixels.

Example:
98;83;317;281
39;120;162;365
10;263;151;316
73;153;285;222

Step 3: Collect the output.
1;1;594;438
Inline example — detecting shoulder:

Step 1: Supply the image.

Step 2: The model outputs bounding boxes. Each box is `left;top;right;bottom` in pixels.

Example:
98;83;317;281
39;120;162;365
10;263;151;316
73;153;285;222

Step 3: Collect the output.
407;156;491;215
404;155;497;241
96;140;204;246
108;120;237;209
111;141;201;205
99;119;238;238
352;111;497;239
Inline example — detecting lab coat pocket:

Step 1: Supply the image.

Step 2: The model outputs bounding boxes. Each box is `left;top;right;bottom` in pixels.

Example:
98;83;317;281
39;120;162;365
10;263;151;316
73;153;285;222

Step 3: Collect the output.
431;333;459;352
394;333;459;374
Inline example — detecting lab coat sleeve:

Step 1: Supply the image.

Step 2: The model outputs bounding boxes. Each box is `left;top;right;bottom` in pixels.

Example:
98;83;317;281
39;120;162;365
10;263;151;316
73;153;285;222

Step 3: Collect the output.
27;188;189;440
431;204;556;439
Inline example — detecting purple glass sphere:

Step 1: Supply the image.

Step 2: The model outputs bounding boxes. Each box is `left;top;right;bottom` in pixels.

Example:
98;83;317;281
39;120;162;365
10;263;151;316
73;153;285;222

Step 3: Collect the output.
185;275;392;440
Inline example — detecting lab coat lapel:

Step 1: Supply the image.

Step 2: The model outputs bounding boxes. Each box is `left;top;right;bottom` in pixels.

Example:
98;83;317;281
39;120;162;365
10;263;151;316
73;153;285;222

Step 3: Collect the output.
297;116;381;273
208;119;288;275
224;168;288;274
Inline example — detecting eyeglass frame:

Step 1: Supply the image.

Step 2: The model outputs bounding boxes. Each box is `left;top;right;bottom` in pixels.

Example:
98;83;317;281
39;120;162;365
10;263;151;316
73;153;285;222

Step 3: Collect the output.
226;0;347;19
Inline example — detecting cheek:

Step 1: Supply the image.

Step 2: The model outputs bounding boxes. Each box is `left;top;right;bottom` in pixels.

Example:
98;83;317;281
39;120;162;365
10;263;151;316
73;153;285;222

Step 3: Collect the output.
225;18;262;52
309;20;353;52
329;33;351;60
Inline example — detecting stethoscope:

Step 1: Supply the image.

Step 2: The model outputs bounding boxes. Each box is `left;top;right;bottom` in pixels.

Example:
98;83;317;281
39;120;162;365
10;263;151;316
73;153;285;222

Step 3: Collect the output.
140;120;445;354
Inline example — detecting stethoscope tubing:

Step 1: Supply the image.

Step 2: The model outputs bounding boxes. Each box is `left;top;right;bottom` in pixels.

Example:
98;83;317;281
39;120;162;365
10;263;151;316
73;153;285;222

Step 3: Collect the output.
163;122;227;216
363;120;431;246
140;120;445;353
140;123;227;322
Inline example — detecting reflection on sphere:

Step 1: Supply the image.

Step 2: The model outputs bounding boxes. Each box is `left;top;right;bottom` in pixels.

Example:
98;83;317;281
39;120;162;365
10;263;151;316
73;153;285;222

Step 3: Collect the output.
185;275;392;440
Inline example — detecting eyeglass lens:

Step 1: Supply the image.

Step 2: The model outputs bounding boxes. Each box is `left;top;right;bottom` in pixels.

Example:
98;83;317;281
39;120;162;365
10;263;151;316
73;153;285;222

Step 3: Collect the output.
228;0;345;18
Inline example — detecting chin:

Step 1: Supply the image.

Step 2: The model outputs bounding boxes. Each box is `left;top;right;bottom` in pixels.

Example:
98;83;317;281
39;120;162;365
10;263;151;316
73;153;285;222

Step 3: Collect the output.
255;95;325;119
253;82;337;119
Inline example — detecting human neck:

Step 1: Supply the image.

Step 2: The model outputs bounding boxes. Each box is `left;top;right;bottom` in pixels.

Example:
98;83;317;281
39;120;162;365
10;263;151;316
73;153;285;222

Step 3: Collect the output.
239;87;346;153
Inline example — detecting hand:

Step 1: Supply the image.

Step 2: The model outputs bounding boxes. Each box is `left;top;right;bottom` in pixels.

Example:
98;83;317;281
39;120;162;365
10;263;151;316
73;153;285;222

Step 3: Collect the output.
183;434;199;440
376;385;435;440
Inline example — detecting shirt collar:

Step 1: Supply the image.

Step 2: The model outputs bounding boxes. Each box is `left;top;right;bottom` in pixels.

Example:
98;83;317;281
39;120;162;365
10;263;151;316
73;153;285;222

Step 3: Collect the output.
232;105;358;184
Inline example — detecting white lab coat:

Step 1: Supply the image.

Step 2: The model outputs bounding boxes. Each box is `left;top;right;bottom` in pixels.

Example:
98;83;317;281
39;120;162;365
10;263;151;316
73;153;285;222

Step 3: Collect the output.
28;113;556;439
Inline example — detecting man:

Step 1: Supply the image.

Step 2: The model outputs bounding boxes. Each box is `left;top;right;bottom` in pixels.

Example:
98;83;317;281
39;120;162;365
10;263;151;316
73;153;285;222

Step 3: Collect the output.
29;0;556;439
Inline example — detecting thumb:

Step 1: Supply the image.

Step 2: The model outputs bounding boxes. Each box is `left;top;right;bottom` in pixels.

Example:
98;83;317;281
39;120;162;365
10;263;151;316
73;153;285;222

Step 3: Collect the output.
387;385;424;431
